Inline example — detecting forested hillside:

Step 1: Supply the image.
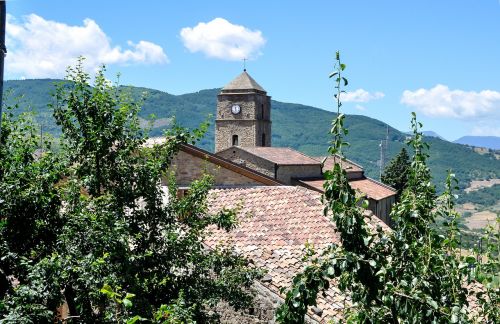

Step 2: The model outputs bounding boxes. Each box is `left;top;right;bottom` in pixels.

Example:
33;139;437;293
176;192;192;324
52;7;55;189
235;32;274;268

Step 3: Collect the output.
5;79;500;189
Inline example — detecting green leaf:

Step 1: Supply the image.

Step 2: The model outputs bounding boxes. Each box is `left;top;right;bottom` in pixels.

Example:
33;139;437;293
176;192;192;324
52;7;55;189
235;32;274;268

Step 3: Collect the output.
100;284;115;297
340;63;346;71
426;298;438;310
126;315;146;324
123;298;133;308
376;267;387;276
329;72;339;79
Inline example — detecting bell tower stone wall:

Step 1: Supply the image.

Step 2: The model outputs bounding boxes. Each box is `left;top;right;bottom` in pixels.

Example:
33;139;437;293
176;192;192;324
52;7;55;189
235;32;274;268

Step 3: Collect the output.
215;71;272;152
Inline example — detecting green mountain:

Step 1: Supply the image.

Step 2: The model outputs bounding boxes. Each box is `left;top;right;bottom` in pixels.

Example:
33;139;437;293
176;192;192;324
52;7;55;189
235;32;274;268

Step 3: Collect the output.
454;136;500;150
4;79;500;190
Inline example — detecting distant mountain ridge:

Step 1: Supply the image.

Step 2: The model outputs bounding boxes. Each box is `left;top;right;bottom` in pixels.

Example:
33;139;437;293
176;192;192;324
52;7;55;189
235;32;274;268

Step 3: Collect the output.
422;131;446;140
4;79;500;190
454;136;500;150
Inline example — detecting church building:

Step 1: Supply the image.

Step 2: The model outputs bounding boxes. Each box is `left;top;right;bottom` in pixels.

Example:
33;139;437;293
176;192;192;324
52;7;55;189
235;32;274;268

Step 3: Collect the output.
148;70;397;322
211;70;396;224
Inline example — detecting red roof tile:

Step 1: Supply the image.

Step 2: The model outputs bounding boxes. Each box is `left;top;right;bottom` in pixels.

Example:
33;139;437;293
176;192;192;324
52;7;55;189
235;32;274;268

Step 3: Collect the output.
314;155;363;173
298;177;396;201
349;178;396;200
206;186;389;322
237;147;321;165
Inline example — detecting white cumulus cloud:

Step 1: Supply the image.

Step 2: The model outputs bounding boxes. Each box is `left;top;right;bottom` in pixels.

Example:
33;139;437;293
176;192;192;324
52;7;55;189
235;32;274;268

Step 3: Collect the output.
180;18;266;61
342;89;385;103
6;14;168;78
401;84;500;119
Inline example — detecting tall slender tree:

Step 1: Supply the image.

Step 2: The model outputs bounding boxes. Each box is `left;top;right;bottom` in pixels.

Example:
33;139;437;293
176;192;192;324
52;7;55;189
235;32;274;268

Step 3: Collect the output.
381;147;411;200
0;0;6;139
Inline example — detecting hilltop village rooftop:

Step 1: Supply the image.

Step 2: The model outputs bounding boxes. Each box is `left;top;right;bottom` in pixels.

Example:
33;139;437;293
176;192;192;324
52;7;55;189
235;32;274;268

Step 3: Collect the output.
141;70;398;322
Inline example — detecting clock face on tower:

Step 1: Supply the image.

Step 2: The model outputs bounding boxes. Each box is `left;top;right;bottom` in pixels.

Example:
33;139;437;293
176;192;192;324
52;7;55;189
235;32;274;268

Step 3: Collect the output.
231;104;241;115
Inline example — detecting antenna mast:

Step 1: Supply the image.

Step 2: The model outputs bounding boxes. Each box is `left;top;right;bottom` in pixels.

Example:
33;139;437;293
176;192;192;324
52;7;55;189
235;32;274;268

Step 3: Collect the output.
379;125;389;180
385;124;389;164
379;140;384;180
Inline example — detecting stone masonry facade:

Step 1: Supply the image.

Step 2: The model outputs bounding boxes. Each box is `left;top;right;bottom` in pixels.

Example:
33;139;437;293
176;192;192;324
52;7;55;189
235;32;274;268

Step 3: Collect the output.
217;148;276;179
215;92;271;152
167;151;263;187
217;148;323;185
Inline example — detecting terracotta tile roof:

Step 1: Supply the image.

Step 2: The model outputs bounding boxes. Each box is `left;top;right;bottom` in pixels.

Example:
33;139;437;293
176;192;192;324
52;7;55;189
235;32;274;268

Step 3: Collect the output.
298;177;396;201
349;177;396;200
296;178;325;193
314;155;363;173
205;186;389;322
237;147;321;165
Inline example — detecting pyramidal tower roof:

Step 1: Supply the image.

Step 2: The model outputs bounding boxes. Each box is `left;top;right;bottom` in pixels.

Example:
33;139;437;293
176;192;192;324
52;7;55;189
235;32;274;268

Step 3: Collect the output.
221;70;266;93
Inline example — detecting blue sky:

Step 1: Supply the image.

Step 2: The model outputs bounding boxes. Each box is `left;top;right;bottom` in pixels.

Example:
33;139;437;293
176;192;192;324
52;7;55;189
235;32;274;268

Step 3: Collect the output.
5;0;500;140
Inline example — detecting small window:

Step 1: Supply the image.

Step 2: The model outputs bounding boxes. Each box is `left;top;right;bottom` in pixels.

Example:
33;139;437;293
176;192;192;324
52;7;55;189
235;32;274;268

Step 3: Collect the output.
232;135;239;146
262;133;266;146
261;104;264;118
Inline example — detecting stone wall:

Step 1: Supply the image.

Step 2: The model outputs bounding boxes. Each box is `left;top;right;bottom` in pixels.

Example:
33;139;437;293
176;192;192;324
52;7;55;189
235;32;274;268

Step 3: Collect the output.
217;148;276;179
216;281;318;324
217;149;323;185
216;120;258;152
278;165;322;185
167;150;263;187
215;92;271;152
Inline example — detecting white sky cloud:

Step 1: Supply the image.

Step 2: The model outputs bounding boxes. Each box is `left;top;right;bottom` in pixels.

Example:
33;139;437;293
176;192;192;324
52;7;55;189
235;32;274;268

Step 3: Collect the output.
401;84;500;119
401;84;500;137
6;14;168;78
342;89;385;103
180;18;265;61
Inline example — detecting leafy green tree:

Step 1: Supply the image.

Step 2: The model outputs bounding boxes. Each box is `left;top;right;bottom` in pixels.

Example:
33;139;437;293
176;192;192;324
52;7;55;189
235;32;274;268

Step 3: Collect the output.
381;147;410;200
0;60;261;322
276;52;497;323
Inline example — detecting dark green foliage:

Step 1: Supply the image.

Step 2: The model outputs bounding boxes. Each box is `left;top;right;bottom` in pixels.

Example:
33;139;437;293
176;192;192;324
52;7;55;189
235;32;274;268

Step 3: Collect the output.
381;147;411;199
0;61;261;322
276;54;498;323
4;79;500;192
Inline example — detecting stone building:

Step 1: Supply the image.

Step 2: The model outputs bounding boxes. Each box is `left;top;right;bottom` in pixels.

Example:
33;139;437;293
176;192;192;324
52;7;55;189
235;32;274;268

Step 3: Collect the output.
215;70;271;152
216;146;322;185
211;70;396;223
147;70;398;322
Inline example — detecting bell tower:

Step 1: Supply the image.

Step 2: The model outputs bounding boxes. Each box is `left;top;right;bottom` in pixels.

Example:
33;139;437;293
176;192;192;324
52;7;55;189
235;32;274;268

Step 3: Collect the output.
215;70;271;152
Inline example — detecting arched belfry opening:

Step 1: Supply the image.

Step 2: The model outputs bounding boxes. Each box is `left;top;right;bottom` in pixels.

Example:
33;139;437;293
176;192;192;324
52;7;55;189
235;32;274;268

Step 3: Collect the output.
215;70;272;152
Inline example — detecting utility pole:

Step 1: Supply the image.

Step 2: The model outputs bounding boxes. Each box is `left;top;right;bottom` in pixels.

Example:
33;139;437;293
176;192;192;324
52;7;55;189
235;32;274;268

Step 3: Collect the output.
379;125;389;180
379;140;384;180
385;125;389;160
0;1;6;139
